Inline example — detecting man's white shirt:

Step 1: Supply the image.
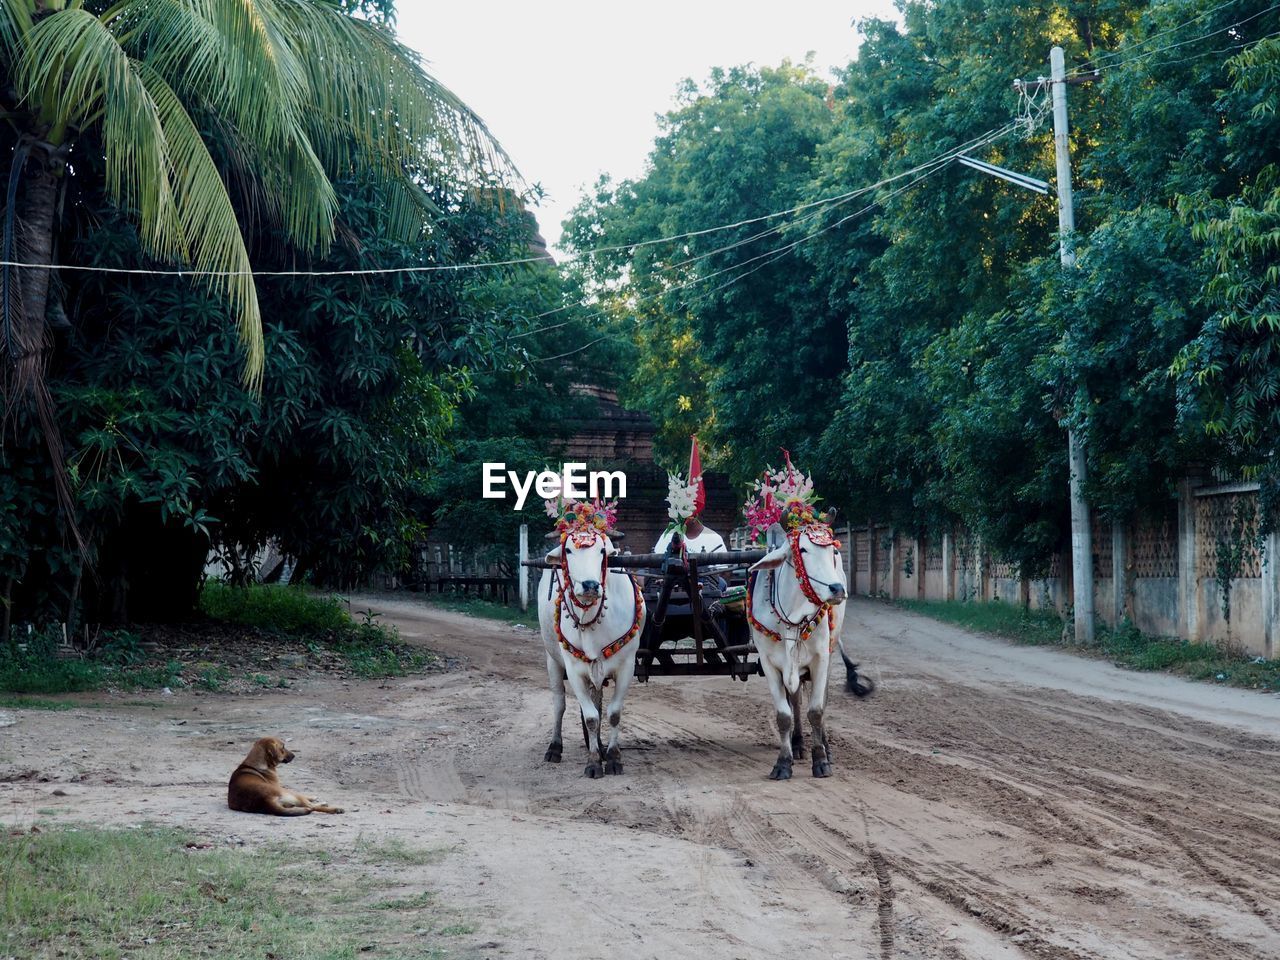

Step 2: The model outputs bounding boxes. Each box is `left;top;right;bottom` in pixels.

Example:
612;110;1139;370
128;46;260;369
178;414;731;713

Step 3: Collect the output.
653;527;727;556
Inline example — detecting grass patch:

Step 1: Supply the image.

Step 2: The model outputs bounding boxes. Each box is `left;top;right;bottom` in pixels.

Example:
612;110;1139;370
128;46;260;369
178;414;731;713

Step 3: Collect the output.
3;585;437;696
0;694;78;711
353;836;449;867
421;593;539;628
200;582;434;680
0;629;183;696
0;825;472;960
900;599;1280;692
373;891;437;911
198;581;349;634
898;599;1063;646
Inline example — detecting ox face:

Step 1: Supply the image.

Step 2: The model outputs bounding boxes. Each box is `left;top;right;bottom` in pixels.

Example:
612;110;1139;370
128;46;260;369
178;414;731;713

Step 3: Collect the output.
751;526;847;606
546;531;617;604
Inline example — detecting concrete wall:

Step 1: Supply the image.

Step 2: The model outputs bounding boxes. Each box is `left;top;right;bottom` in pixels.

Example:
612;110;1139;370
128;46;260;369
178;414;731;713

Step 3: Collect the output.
1131;578;1179;639
843;482;1278;660
1199;579;1265;654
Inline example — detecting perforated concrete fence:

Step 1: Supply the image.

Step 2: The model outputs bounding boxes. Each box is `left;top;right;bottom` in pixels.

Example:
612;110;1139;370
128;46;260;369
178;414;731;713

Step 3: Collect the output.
835;478;1278;659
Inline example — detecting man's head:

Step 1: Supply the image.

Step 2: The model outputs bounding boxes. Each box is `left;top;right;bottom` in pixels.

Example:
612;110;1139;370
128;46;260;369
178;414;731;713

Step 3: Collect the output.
686;516;704;538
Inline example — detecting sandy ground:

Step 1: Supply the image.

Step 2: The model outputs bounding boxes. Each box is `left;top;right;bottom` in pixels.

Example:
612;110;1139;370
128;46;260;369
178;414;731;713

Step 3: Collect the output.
3;596;1280;960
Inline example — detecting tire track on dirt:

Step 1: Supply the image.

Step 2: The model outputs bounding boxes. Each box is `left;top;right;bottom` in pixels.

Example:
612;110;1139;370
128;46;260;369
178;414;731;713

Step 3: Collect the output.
360;595;1280;960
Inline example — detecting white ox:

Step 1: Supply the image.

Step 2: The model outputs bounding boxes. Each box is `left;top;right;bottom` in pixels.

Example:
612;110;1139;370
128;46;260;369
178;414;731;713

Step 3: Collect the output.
746;520;850;780
538;526;645;778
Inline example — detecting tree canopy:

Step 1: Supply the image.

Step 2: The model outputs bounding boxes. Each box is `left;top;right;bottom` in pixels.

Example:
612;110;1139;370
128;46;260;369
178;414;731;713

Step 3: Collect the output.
565;0;1280;567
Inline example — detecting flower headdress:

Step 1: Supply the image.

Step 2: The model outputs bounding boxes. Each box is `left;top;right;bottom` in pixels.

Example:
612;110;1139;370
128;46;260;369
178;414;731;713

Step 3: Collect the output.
742;450;836;546
545;494;619;544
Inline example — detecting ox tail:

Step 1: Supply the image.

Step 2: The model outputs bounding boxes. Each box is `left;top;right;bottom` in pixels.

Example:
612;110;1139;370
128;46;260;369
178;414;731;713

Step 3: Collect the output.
837;639;875;698
783;638;801;695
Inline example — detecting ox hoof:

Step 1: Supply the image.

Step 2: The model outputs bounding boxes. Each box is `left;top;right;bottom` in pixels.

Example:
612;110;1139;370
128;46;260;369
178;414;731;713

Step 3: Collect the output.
604;757;624;776
768;760;793;781
791;742;806;760
812;759;833;778
544;744;562;763
584;762;605;779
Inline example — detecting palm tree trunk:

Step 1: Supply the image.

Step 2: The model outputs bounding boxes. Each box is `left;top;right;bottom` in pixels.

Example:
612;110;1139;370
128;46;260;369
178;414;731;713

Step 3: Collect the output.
4;144;85;556
7;147;57;389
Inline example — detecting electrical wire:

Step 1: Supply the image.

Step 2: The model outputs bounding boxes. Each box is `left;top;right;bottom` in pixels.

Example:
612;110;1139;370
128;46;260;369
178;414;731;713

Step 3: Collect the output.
527;122;1022;362
0;121;1032;282
1059;0;1280;78
1066;0;1252;76
520;120;1022;348
1135;23;1280;68
1085;0;1280;75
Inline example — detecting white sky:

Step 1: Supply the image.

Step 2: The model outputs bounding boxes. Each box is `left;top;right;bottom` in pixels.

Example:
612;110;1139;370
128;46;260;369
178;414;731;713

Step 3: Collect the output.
396;2;901;252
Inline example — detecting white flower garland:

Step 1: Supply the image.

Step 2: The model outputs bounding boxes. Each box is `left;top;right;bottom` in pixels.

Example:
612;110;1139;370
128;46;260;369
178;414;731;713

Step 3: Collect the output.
666;471;701;528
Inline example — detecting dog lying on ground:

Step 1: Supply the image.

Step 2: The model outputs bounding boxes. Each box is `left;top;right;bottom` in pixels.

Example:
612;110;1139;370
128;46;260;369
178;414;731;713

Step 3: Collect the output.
227;736;343;816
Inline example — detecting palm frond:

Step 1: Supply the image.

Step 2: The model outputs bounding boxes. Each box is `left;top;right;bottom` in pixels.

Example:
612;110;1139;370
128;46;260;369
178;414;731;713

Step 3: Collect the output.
19;8;182;259
0;0;31;66
284;3;516;180
109;0;338;251
138;63;264;387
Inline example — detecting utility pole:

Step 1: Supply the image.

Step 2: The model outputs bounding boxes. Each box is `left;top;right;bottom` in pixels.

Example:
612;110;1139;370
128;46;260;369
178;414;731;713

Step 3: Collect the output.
1050;45;1094;644
965;48;1096;641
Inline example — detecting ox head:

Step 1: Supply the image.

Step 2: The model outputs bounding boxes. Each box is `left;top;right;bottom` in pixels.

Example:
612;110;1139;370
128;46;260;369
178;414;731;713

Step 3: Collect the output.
545;528;620;604
749;521;847;606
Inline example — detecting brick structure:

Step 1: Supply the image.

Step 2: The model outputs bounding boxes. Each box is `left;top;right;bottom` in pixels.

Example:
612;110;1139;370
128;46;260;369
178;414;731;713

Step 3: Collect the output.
560;385;737;552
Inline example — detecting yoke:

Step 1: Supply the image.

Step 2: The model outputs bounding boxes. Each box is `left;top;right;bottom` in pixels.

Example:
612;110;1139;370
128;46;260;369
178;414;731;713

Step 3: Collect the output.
523;548;767;682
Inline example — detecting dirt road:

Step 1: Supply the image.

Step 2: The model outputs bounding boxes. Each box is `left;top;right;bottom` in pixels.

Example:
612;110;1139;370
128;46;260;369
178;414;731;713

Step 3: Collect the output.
4;596;1280;960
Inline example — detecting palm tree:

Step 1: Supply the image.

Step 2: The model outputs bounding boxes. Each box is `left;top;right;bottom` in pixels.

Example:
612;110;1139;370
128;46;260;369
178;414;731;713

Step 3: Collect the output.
0;0;510;396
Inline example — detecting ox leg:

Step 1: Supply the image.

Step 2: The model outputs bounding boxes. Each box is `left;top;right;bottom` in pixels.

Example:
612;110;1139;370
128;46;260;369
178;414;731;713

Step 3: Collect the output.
544;654;567;763
592;682;606;759
759;660;794;781
566;670;604;779
807;653;833;778
603;652;637;775
788;686;805;760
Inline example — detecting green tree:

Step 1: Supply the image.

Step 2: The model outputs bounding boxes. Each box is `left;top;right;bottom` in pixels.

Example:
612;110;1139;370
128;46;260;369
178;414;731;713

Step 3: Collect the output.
0;0;510;553
0;0;506;383
1174;34;1280;522
563;62;837;478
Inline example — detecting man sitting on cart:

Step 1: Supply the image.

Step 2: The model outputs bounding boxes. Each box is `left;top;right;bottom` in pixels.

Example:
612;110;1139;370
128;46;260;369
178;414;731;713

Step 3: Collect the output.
652;513;726;557
653;436;727;559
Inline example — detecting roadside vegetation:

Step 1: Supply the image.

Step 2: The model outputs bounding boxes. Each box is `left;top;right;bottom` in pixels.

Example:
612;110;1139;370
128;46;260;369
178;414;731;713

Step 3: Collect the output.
0;584;434;696
900;600;1280;692
0;824;473;960
418;592;540;628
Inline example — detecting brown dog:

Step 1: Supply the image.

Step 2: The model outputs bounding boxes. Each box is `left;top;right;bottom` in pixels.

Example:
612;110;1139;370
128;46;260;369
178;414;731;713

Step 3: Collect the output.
227;737;343;816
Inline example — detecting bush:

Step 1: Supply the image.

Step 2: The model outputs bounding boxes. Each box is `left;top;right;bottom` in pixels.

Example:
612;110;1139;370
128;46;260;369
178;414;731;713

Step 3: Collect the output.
198;582;349;634
199;582;433;679
0;626;182;694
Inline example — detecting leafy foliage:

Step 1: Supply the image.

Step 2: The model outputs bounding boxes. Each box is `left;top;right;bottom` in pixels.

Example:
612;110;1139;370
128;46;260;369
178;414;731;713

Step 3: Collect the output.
567;0;1280;570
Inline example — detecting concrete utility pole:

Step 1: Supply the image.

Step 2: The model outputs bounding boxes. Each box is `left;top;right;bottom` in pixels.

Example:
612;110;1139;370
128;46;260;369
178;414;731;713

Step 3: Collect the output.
1050;45;1094;643
518;523;529;612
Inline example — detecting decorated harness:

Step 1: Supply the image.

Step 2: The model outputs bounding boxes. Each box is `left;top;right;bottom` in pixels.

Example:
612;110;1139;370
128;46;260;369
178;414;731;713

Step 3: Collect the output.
746;523;842;652
741;454;843;652
548;503;643;666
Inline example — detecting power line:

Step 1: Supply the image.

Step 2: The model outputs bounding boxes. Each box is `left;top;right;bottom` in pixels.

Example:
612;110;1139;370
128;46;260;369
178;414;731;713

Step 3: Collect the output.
529;123;1020;362
521;120;1022;347
0;120;1034;284
1137;23;1280;69
1068;0;1280;77
1066;0;1250;76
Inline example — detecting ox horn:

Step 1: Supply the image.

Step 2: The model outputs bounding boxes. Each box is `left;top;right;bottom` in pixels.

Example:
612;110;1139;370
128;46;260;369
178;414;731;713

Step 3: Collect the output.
544;531;562;541
606;529;625;541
